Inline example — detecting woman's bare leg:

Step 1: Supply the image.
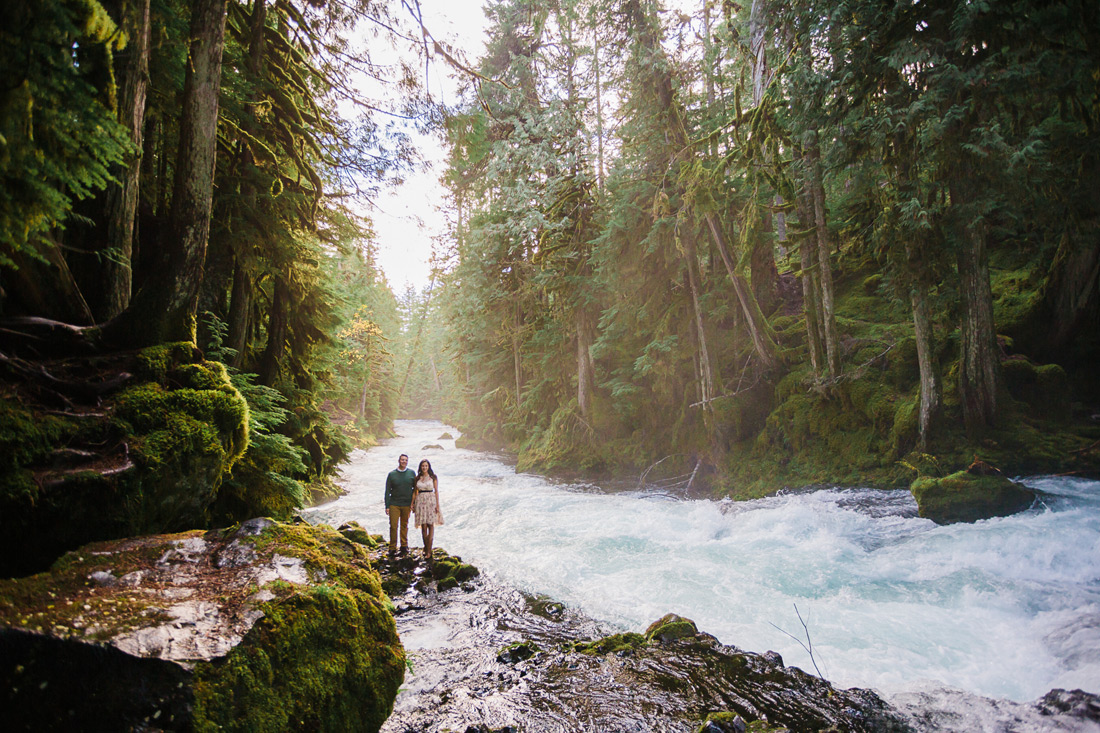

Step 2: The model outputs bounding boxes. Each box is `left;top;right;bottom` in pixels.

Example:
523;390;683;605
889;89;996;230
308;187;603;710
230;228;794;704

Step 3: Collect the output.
424;525;434;558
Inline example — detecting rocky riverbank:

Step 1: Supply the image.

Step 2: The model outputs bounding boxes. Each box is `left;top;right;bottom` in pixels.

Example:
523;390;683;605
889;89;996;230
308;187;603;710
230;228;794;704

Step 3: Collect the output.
367;537;1100;733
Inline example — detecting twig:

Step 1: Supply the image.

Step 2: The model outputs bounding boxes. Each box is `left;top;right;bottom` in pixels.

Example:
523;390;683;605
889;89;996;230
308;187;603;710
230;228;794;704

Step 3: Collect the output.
768;603;825;679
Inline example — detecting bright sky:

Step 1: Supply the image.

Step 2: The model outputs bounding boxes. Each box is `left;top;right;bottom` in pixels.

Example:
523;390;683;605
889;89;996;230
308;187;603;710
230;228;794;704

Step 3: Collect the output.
368;1;491;293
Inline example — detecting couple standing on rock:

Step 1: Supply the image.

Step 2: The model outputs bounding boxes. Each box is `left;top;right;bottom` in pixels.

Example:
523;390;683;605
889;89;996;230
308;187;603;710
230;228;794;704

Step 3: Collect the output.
384;453;444;559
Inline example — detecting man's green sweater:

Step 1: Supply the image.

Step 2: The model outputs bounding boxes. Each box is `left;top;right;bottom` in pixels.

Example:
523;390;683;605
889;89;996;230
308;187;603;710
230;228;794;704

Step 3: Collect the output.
385;468;416;508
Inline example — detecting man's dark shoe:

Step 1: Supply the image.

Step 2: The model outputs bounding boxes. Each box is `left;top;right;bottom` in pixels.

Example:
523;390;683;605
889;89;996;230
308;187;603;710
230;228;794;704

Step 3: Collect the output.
398;547;409;556
387;548;396;558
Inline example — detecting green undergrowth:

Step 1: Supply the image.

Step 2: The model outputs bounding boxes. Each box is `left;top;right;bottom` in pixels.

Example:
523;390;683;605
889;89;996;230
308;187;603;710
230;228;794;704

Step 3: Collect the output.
715;255;1100;498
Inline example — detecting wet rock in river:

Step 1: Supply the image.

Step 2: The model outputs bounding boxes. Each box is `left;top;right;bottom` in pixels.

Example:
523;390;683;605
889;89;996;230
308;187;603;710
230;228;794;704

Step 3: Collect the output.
910;470;1036;524
0;520;403;731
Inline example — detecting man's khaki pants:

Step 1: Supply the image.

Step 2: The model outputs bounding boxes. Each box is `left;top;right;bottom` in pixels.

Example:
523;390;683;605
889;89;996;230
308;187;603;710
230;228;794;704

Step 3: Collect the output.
388;505;412;552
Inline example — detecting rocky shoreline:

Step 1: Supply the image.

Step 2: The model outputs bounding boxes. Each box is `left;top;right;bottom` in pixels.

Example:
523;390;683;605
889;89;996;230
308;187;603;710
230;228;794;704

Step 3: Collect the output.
369;536;1100;733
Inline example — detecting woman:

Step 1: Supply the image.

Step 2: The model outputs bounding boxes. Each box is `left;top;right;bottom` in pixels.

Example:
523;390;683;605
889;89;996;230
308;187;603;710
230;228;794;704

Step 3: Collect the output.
412;458;443;560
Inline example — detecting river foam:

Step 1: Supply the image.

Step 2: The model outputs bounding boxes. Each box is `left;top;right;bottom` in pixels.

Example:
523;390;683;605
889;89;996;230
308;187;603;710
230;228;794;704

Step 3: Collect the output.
306;419;1100;703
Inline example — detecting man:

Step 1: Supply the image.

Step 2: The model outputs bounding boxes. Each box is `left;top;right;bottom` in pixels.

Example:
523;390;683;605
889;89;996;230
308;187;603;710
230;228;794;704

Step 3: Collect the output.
384;453;416;556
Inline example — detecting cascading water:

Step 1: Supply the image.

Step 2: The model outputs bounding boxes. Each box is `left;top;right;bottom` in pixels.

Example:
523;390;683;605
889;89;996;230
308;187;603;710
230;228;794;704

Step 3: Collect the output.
305;419;1100;706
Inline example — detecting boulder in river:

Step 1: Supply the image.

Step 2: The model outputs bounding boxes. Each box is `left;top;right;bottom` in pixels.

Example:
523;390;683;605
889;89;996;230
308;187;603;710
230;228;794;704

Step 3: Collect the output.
0;518;404;731
910;470;1036;524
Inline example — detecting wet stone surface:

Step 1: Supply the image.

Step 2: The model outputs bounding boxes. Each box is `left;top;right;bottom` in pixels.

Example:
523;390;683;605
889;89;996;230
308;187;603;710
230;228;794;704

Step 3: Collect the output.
371;547;1100;733
373;556;907;733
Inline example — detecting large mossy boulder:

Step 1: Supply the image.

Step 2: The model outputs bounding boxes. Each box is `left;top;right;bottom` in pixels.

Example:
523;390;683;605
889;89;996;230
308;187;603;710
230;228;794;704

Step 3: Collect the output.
0;343;249;577
910;470;1036;524
0;518;404;731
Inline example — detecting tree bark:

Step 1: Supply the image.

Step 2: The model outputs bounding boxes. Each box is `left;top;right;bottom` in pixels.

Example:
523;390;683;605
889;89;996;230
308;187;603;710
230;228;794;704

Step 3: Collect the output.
909;282;940;450
681;225;718;403
794;151;825;378
1037;234;1100;354
706;214;779;370
98;0;151;320
226;257;252;366
576;308;596;417
104;0;228;346
952;180;1001;434
259;273;289;386
805;133;840;377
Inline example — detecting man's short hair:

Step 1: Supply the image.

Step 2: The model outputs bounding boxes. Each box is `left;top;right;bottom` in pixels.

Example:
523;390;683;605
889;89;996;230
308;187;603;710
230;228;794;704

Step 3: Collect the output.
399;453;409;460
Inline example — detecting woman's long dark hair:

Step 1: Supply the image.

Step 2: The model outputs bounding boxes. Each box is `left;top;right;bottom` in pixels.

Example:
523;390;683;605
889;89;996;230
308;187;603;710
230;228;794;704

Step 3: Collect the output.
417;459;437;481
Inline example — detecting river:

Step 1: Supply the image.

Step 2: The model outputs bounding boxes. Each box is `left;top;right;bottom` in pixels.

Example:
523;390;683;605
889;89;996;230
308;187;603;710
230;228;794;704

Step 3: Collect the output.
304;419;1100;707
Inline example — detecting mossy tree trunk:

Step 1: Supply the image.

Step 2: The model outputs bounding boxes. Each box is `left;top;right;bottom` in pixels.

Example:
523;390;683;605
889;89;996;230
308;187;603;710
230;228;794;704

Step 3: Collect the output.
794;153;826;379
576;307;596;418
909;281;940;450
226;258;252;366
1037;231;1100;355
805;133;841;378
225;0;266;368
100;0;151;321
104;0;228;346
681;224;719;405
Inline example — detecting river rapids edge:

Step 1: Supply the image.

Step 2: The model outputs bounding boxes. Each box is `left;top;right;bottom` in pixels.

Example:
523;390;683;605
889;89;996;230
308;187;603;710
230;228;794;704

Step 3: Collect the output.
358;530;1100;733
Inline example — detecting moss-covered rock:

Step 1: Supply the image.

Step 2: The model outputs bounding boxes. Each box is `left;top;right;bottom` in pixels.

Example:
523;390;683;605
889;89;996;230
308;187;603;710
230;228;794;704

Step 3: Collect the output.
1002;359;1072;422
910;470;1036;524
0;519;404;731
645;613;700;643
0;345;250;577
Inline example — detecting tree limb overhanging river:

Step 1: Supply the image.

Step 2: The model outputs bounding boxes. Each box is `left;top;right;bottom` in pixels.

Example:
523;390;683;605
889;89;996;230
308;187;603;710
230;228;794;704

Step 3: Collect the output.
305;419;1100;708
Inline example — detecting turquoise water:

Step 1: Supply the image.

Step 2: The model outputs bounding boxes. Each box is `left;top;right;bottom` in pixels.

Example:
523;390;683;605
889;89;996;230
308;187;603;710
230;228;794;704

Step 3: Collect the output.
305;419;1100;703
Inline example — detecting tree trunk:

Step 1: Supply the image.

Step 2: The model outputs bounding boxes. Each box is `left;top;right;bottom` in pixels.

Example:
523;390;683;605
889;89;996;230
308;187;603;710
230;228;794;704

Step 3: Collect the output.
100;0;151;320
909;282;940;450
104;0;228;346
794;153;825;378
226;257;252;366
576;308;596;418
705;214;779;370
682;225;718;403
260;273;289;386
1037;234;1100;354
513;298;524;402
953;180;1001;434
805;134;840;377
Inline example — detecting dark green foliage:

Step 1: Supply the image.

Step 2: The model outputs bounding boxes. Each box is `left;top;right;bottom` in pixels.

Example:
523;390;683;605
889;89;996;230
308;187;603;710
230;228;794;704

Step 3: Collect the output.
0;0;132;264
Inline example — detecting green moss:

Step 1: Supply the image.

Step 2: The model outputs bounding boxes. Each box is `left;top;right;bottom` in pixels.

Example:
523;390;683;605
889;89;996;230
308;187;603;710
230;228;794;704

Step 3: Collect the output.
572;632;646;656
0;521;407;732
191;584;402;732
910;470;1036;524
0;399;76;504
453;563;480;582
133;342;196;382
337;522;381;549
645;613;698;643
